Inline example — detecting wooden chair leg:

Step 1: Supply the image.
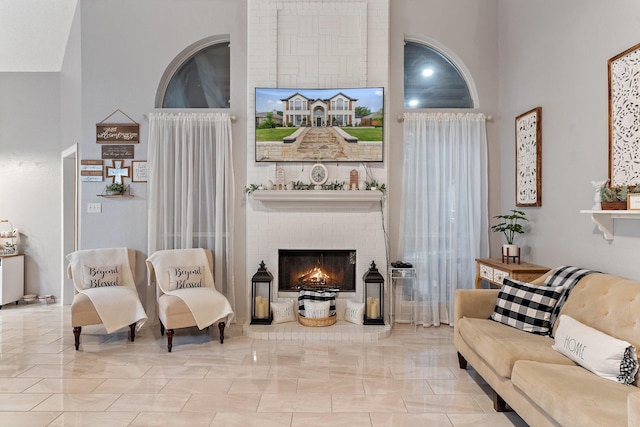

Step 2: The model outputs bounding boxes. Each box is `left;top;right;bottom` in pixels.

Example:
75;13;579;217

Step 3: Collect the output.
73;326;81;350
166;329;174;352
493;391;508;412
218;322;225;344
129;323;136;342
457;352;468;369
160;320;165;336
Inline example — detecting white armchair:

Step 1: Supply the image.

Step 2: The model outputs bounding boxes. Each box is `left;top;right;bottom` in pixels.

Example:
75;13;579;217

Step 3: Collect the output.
146;248;233;352
67;248;147;350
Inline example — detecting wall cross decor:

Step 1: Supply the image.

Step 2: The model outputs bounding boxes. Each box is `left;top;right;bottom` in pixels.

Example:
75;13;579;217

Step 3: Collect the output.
105;160;130;184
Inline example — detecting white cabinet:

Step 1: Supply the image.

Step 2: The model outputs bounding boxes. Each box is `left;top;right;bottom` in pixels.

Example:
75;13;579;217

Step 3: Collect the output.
0;255;24;307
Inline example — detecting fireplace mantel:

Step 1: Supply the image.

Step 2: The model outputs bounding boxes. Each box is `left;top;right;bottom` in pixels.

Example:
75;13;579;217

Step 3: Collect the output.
251;190;383;210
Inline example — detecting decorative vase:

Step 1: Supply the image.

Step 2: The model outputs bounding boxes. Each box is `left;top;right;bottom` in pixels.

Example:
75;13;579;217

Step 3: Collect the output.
502;244;519;257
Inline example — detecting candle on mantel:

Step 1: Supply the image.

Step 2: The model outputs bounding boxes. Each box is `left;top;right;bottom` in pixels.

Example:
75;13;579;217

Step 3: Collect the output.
366;296;373;318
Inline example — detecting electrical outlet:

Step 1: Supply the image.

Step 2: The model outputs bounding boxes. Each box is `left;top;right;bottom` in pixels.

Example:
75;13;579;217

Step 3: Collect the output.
87;203;102;213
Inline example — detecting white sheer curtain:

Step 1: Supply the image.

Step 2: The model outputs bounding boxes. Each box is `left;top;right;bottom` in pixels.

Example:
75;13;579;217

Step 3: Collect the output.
147;112;236;313
400;112;489;327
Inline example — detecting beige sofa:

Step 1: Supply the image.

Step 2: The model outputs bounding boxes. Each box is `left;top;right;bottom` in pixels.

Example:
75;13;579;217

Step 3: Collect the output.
454;271;640;427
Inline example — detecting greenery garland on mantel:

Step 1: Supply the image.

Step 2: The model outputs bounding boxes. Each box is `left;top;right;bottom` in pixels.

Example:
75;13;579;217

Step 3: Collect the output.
245;179;386;195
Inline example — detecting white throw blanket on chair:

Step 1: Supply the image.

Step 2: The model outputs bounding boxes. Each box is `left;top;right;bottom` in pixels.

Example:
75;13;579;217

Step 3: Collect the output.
146;248;234;329
67;248;148;333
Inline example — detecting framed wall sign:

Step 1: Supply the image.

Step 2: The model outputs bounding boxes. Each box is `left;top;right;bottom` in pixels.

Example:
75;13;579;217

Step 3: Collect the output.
132;161;147;182
80;159;104;182
608;42;640;188
628;194;640;210
96;124;139;143
515;107;542;207
102;144;134;159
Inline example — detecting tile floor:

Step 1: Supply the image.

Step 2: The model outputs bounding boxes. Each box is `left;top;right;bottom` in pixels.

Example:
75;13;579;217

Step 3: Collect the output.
0;303;528;427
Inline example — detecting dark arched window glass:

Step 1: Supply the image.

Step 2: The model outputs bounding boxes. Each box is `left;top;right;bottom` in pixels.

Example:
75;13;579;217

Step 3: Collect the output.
404;41;473;109
156;36;230;108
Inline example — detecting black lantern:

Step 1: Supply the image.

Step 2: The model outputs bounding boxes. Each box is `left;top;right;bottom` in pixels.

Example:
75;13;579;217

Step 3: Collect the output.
363;261;385;325
251;261;273;325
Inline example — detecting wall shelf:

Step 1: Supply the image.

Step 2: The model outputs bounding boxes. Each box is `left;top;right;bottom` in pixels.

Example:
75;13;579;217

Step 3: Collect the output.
251;190;383;210
580;210;640;241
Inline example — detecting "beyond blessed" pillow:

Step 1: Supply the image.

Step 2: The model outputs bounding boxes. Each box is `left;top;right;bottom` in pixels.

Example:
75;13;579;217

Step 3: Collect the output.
168;266;204;290
82;264;122;289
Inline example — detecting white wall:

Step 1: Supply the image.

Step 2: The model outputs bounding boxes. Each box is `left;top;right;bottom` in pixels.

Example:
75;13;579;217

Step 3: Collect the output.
498;0;640;279
0;73;62;297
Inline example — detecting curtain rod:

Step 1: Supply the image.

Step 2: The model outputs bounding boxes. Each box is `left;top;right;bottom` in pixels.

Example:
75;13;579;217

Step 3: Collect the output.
397;114;493;122
143;113;237;122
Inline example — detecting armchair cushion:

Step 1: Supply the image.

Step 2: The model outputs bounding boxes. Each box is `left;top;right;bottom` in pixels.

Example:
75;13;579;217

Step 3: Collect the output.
168;266;204;290
82;264;122;289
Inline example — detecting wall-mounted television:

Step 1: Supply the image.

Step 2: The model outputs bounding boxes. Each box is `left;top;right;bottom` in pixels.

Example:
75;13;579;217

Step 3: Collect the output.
255;87;384;162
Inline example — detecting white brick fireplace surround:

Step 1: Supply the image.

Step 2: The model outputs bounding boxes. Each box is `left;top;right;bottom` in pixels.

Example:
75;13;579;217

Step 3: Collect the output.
245;0;390;338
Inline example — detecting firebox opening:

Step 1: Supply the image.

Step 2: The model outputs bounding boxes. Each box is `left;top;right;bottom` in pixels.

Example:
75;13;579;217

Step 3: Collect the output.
278;249;356;292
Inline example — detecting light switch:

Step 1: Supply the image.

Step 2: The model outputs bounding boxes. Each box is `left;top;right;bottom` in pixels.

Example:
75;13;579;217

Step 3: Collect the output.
87;203;102;213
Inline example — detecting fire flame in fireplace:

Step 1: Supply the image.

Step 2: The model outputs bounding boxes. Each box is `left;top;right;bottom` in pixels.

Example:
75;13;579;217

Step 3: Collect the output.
297;266;332;287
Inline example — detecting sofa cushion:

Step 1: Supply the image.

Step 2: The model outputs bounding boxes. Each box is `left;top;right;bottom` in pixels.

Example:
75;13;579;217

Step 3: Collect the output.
458;317;574;378
552;275;640;384
490;278;564;335
553;314;638;384
512;360;635;427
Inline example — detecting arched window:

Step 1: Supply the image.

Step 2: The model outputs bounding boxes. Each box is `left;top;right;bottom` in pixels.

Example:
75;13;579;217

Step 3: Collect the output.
404;39;475;109
156;35;230;108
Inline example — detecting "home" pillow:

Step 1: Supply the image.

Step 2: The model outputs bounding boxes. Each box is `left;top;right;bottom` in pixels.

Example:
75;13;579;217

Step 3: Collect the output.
552;315;638;385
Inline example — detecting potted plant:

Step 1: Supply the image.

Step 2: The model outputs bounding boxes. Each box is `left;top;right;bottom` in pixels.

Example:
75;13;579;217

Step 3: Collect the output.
105;182;127;195
600;185;635;210
491;209;528;258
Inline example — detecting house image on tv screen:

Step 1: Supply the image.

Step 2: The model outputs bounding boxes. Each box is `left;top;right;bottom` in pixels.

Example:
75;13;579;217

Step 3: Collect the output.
281;92;357;127
255;87;384;163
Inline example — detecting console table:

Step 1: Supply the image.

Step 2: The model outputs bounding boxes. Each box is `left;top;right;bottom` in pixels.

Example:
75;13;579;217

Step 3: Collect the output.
475;258;550;289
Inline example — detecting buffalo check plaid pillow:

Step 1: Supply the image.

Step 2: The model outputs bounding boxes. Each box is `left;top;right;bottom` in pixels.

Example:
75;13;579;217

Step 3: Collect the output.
490;278;564;335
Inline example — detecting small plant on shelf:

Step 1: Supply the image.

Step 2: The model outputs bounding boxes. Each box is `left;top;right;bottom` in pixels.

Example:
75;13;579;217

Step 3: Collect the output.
600;185;639;209
244;183;261;195
105;182;127;195
365;179;386;193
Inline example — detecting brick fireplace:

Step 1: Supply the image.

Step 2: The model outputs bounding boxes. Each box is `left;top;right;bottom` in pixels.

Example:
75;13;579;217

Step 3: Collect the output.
246;0;390;326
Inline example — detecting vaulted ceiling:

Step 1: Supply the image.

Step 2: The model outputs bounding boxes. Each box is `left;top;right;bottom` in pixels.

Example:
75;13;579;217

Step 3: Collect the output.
0;0;77;72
